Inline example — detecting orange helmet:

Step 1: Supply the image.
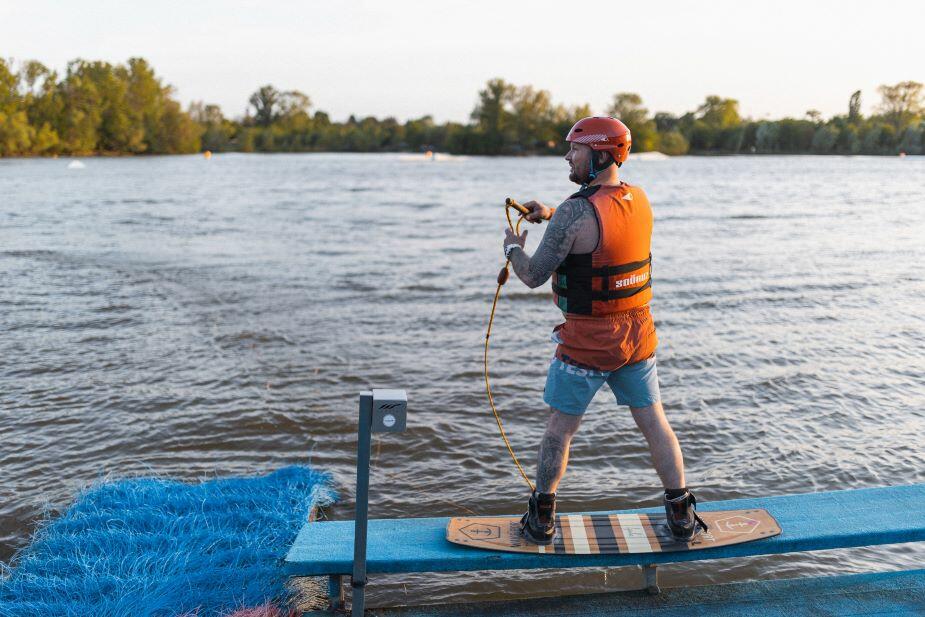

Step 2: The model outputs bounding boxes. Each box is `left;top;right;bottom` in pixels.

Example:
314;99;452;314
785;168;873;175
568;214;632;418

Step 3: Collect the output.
566;116;632;166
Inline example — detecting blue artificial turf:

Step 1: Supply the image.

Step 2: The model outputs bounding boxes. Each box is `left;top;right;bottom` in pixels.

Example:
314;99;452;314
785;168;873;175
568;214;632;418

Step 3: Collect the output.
0;466;334;617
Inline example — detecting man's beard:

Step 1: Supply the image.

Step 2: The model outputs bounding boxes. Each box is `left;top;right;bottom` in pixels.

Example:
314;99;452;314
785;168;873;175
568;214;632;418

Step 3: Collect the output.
569;167;589;184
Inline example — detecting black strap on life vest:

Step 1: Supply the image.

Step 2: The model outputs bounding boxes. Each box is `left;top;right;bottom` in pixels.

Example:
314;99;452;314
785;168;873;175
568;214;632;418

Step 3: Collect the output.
569;184;602;200
552;253;652;315
554;183;650;314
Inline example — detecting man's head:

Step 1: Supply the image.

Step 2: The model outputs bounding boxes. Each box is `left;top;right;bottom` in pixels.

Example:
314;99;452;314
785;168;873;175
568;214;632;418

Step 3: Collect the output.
566;143;615;185
564;116;632;185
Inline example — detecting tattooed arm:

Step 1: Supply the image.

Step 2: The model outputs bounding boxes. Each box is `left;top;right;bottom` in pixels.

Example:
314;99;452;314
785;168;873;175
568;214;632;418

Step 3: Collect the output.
508;198;595;288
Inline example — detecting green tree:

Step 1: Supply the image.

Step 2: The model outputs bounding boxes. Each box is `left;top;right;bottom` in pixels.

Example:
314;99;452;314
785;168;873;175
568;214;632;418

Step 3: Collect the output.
151;99;201;153
21;61;62;153
470;78;516;153
76;60;145;152
510;85;556;150
190;102;236;151
811;125;838;153
606;92;658;151
0;59;33;155
653;112;678;132
124;58;166;151
0;110;34;155
0;58;20;114
607;93;648;127
249;85;280;127
836;124;861;154
877;81;923;131
755;121;780;152
696;96;741;128
848;90;862;123
684;96;743;152
898;124;923;154
861;125;884;154
404;115;440;150
58;61;102;153
776;119;815;152
657;130;689;155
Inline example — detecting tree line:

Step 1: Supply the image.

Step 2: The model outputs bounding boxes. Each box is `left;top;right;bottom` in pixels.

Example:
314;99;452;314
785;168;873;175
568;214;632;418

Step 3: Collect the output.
0;58;200;156
1;57;923;157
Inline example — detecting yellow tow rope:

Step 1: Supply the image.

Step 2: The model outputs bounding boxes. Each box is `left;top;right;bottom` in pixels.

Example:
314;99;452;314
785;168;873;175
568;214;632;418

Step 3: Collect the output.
484;197;536;492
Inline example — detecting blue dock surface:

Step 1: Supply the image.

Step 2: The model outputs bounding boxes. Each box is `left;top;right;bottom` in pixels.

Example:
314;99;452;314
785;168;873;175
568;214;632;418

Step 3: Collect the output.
285;483;925;575
353;568;925;616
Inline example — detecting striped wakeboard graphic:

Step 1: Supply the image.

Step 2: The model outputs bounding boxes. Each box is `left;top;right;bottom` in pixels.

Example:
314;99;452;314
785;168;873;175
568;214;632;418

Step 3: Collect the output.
446;509;780;554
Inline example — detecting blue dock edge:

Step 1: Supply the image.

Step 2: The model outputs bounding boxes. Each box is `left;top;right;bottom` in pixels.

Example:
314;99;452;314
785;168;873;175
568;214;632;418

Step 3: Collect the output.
286;483;925;615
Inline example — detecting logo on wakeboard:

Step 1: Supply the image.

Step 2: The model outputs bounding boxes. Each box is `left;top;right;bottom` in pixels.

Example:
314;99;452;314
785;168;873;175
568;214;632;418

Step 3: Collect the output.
714;515;760;534
460;523;502;540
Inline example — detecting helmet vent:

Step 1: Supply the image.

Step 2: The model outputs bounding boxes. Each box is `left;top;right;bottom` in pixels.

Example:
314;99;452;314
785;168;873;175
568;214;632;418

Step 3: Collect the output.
573;128;583;132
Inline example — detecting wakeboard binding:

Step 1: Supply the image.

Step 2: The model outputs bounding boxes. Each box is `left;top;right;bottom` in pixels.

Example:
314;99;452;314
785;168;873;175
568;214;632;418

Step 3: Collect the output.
519;490;556;545
664;490;709;541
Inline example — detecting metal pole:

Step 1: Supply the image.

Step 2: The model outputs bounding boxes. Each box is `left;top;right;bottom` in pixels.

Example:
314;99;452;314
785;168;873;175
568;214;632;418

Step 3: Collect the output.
352;391;373;616
328;575;344;611
643;564;660;595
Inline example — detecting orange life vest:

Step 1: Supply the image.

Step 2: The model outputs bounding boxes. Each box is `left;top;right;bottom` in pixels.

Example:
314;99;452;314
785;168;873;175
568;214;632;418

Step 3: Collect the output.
552;183;653;318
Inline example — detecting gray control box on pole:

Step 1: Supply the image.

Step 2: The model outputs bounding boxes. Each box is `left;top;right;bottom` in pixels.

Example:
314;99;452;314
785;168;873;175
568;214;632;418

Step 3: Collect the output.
371;388;407;432
352;389;407;616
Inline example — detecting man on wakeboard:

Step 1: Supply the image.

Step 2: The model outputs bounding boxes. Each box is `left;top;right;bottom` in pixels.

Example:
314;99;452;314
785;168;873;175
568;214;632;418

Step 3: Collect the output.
503;116;706;545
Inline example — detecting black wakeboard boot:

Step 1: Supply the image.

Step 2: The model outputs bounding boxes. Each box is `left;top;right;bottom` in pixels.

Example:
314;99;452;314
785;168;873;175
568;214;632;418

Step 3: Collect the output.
663;490;709;542
519;490;556;545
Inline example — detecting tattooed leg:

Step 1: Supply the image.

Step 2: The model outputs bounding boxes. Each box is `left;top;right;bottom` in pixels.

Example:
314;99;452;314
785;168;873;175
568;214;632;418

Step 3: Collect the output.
535;409;583;494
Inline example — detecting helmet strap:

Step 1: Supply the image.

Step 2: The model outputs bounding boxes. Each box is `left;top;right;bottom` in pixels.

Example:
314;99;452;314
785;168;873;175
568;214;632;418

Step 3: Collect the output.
584;151;614;187
584;155;597;188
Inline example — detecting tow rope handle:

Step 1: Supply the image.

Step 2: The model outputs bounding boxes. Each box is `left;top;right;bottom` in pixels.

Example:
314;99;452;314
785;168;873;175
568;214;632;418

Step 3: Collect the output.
505;197;531;217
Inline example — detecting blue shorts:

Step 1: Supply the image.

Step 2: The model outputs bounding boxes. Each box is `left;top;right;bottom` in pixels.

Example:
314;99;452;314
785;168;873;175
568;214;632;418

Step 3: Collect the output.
543;356;661;415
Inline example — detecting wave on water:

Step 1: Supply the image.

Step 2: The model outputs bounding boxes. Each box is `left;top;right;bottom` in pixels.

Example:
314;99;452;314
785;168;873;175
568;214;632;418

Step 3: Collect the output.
1;249;59;259
215;330;297;348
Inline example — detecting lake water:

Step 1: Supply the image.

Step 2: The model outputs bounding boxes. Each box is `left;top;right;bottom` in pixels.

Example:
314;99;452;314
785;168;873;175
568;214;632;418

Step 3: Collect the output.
1;153;923;607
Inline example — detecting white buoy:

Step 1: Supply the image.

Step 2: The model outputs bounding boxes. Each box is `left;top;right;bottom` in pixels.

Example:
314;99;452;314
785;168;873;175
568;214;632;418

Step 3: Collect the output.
67;160;86;169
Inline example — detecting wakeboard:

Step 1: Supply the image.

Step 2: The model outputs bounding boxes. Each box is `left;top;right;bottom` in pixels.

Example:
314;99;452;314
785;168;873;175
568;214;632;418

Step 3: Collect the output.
447;509;780;554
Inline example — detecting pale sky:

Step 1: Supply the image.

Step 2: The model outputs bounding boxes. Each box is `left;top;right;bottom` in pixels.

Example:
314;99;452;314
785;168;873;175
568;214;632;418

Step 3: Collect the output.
3;0;923;123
